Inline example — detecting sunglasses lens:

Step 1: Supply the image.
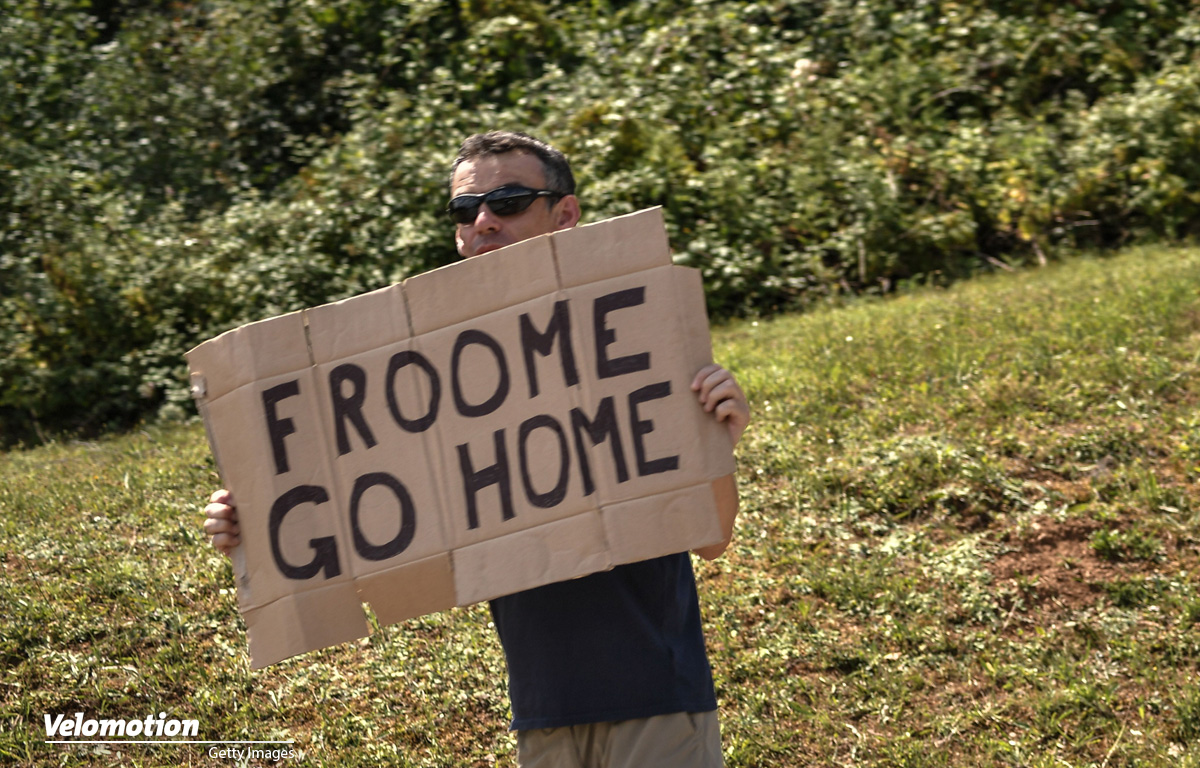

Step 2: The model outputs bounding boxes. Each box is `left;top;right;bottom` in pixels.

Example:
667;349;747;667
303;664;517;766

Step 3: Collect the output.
486;191;537;217
448;187;559;224
448;200;480;224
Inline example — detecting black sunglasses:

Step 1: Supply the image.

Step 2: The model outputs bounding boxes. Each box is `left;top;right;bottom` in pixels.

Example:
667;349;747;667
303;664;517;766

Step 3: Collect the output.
447;185;563;225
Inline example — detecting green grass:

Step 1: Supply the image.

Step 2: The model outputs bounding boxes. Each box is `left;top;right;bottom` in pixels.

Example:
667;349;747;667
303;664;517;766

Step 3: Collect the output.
6;245;1200;766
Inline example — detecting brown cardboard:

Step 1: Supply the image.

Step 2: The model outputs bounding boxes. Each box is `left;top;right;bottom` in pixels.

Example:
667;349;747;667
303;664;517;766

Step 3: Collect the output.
356;553;456;625
452;511;611;605
405;235;560;335
243;583;368;668
412;296;595;552
306;283;410;362
187;207;736;667
601;483;724;567
311;341;451;577
553;208;672;287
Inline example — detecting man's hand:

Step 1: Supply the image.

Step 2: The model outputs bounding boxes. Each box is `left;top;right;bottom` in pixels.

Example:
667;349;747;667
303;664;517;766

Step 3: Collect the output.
203;489;241;556
691;364;748;561
691;363;750;447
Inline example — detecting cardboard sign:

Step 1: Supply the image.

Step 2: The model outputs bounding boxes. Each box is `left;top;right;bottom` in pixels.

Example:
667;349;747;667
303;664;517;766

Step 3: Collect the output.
187;208;736;668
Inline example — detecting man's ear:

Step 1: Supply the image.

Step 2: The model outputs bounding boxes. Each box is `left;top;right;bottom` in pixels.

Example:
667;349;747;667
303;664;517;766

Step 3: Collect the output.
554;194;582;230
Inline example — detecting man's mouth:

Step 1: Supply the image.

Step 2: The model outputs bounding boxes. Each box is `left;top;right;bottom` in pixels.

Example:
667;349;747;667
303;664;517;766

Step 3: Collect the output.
474;243;503;256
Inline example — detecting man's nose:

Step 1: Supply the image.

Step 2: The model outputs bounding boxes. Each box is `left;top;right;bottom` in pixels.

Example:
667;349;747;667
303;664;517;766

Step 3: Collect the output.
473;203;503;231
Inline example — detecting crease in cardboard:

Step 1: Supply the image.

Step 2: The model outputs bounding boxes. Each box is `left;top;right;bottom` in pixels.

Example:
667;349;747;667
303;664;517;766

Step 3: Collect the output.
545;232;612;571
301;310;315;368
396;280;455;597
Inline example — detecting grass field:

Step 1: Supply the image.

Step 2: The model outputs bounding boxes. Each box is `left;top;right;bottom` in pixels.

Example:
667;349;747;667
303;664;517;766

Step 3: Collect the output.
4;246;1200;766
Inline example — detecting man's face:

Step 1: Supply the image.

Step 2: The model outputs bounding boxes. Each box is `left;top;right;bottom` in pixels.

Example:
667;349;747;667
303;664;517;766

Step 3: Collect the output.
450;150;580;258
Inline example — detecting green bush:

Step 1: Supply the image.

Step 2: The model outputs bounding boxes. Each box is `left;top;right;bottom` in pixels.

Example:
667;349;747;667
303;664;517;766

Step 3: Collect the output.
3;0;1200;443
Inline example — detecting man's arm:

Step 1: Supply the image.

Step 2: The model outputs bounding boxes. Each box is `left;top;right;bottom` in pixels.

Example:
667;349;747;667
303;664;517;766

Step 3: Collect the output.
690;364;750;561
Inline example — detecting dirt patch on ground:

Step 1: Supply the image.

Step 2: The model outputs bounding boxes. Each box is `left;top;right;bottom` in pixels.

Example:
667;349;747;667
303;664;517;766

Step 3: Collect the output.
989;517;1126;613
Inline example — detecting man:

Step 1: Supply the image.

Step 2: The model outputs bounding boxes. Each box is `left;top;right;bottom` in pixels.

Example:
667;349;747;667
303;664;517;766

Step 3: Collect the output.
205;131;750;767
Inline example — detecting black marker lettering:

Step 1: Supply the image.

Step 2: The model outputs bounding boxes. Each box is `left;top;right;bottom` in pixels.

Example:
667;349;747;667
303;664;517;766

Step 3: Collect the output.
452;330;510;417
594;287;651;379
518;415;569;508
262;380;302;475
569;396;629;496
386;350;441;432
520;300;579;398
628;381;680;476
349;472;416;560
269;485;341;580
329;364;377;455
457;429;514;529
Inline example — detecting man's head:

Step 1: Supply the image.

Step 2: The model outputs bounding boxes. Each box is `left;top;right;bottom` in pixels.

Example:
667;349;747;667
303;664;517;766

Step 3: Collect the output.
448;131;581;258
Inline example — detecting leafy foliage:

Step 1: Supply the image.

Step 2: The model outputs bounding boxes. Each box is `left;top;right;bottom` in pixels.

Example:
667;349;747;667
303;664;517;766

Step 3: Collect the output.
3;0;1200;441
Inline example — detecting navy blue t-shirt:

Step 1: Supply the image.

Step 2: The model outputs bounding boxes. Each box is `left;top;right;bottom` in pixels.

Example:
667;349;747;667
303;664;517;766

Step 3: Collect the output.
488;552;717;731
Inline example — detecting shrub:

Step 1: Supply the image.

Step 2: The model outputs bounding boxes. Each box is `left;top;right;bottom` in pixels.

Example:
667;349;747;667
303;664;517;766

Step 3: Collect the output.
3;0;1200;442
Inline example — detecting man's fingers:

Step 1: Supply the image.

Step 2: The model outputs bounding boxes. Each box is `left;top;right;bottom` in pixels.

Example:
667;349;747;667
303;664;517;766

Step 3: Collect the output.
204;489;240;555
695;370;745;414
209;532;240;556
691;363;723;394
203;511;240;542
203;513;238;534
691;364;750;447
714;393;750;422
704;380;743;415
204;513;241;555
204;501;236;521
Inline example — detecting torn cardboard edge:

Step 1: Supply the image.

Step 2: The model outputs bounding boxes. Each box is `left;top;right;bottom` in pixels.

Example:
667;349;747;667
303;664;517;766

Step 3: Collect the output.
245;477;730;668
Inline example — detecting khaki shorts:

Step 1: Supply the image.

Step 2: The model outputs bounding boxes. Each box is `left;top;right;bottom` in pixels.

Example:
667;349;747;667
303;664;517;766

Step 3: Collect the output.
515;710;723;768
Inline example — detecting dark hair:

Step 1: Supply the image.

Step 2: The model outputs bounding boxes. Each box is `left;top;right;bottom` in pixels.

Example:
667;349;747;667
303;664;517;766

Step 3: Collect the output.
450;131;576;196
